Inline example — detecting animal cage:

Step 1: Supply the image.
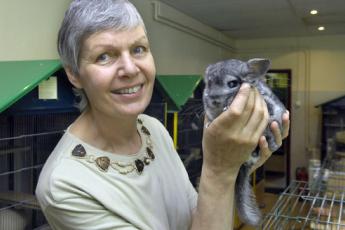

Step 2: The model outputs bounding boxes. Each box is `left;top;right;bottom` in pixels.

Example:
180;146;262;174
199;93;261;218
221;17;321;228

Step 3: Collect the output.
0;60;80;229
261;180;345;229
155;75;204;188
176;97;204;188
261;137;345;229
0;112;78;229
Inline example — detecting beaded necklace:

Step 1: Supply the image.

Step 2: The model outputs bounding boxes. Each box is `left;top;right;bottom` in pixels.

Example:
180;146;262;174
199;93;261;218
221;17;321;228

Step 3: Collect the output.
71;118;155;174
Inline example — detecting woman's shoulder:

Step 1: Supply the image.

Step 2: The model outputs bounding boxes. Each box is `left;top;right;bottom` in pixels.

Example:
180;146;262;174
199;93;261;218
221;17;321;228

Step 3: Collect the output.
35;133;94;207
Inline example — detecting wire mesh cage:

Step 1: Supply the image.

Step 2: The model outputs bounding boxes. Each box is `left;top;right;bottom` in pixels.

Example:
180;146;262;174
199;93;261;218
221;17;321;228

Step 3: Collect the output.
0;112;78;229
261;180;345;229
262;136;345;230
177;98;204;188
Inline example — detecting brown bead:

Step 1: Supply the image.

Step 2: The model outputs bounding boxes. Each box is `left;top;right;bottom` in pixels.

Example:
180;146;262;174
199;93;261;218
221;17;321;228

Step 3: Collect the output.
96;156;110;172
71;144;86;157
141;126;150;136
147;147;155;160
135;159;144;174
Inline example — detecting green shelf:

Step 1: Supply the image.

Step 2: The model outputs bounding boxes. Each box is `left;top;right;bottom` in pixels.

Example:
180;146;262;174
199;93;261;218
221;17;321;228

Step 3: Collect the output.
0;60;62;113
156;75;202;112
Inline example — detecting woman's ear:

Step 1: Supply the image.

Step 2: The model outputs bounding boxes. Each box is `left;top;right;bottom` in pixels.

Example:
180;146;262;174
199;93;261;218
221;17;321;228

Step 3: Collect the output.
65;67;82;89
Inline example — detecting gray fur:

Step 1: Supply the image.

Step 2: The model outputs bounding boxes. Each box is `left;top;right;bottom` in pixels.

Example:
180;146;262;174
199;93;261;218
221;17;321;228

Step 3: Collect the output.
203;58;286;226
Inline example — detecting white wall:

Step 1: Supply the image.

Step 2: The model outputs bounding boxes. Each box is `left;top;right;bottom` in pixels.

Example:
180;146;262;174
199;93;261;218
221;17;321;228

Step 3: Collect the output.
0;0;72;60
131;0;235;74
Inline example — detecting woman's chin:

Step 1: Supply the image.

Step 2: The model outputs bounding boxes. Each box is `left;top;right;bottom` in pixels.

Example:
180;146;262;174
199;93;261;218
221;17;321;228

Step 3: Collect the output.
116;101;150;117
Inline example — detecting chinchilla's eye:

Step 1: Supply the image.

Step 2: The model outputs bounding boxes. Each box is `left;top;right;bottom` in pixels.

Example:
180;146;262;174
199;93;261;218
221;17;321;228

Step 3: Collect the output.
227;80;239;88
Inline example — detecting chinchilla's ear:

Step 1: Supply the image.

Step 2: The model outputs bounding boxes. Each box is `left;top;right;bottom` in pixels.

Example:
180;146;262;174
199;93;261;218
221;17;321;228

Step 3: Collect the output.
247;58;271;75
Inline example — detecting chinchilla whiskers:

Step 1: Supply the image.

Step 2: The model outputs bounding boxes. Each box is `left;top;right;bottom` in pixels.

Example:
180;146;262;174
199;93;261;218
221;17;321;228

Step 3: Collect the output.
178;104;205;131
179;101;203;114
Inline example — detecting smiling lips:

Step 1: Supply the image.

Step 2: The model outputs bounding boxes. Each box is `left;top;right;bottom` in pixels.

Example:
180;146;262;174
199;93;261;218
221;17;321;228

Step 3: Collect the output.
112;84;143;95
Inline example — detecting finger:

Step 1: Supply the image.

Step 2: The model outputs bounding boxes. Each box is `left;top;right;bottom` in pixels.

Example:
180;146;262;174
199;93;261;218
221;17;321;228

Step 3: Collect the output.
251;136;271;173
241;86;256;123
234;86;255;127
282;110;290;138
254;90;269;131
271;121;283;147
203;115;211;129
217;83;252;125
259;136;271;161
226;83;252;116
245;89;268;137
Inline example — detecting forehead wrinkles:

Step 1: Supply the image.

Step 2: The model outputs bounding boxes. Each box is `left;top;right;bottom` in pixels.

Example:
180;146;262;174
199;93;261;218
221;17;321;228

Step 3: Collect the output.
85;28;147;51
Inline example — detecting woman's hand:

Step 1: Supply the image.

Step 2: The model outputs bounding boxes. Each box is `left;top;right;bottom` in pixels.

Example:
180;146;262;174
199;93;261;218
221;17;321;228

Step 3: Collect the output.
250;110;290;173
202;83;269;178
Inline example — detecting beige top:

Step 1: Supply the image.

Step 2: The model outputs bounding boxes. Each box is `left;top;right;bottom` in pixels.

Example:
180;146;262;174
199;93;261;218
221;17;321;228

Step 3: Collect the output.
36;114;197;230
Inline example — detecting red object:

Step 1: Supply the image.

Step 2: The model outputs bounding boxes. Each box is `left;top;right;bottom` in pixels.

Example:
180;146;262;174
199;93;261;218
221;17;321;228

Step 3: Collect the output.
296;167;308;182
296;167;309;194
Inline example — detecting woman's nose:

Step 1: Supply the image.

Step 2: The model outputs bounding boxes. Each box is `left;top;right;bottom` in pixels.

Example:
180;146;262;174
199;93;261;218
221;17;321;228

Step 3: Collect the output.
117;53;139;77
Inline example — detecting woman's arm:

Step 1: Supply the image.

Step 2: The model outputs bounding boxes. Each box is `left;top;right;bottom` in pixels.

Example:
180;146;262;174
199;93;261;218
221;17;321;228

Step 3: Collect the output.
191;164;238;229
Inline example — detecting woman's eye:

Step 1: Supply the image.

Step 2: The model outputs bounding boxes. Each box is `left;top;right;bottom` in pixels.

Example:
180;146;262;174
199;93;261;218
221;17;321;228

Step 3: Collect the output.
96;53;111;63
133;46;146;56
227;80;239;88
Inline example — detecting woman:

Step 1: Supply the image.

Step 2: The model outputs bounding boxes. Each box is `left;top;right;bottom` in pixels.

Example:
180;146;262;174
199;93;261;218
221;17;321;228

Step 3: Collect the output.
36;0;290;229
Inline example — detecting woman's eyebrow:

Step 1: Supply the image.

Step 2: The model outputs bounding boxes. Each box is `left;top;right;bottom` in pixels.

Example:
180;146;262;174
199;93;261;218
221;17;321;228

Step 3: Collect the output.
132;35;149;44
88;35;149;51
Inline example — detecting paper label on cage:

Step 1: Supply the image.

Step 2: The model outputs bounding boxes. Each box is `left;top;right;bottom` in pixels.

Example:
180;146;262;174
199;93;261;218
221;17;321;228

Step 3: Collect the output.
38;77;58;99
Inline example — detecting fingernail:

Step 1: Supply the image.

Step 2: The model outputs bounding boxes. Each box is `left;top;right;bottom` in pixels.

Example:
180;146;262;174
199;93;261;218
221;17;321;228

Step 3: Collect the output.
283;112;289;119
262;136;268;147
241;83;251;89
271;121;278;127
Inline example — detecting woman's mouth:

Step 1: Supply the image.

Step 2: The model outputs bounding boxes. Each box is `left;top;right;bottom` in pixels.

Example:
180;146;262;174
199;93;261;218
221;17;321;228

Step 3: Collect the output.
112;84;143;95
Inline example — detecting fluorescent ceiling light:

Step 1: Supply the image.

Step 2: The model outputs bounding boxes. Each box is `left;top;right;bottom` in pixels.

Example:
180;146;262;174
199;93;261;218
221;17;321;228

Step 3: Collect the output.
310;10;318;15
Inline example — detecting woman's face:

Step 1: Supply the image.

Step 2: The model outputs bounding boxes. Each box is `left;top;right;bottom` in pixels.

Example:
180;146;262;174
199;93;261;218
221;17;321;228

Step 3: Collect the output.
70;26;156;119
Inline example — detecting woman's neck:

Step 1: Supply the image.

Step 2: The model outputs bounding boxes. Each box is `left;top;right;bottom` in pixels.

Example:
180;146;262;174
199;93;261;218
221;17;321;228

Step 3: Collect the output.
70;109;142;155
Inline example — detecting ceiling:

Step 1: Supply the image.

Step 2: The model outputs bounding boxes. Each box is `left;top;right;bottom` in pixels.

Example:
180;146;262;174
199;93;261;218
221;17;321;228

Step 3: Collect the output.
159;0;345;39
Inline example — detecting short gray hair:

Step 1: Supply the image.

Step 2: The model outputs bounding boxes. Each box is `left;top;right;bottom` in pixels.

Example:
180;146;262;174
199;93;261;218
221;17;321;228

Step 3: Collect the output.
58;0;145;111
